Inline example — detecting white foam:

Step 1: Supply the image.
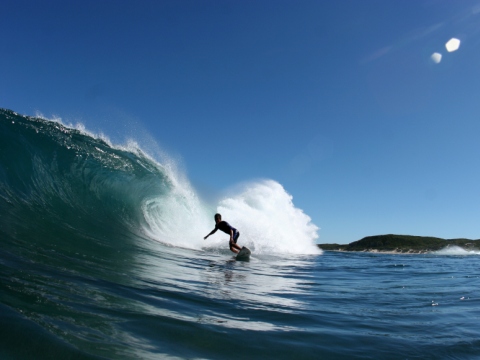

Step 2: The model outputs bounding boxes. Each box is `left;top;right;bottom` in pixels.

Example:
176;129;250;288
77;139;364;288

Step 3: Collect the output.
141;175;321;255
217;180;321;255
433;246;480;256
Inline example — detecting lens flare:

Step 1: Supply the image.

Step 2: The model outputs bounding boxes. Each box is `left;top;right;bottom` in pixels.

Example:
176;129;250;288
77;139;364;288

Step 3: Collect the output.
431;52;442;64
445;38;460;52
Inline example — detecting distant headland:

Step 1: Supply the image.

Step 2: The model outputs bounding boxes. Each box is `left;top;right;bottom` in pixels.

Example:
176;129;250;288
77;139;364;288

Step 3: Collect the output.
318;234;480;254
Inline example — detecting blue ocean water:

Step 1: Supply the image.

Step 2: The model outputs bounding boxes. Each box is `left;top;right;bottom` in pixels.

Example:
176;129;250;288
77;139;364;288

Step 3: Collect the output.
1;109;479;359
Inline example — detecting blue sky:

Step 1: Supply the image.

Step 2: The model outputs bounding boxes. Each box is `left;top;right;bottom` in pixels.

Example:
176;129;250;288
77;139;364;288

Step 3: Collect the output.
2;0;480;244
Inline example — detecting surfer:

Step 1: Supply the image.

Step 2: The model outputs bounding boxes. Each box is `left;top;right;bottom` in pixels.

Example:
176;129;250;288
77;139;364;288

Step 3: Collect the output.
204;213;243;254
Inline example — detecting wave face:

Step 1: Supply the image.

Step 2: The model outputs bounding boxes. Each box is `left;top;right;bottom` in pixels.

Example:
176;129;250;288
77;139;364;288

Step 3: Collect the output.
1;109;180;255
0;108;320;256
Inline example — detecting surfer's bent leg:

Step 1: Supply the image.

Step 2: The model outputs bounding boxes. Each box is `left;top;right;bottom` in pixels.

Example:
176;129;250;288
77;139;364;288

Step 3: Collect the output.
229;231;242;253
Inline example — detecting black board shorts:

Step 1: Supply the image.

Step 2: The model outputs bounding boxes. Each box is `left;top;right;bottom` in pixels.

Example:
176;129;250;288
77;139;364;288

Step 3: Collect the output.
232;231;240;243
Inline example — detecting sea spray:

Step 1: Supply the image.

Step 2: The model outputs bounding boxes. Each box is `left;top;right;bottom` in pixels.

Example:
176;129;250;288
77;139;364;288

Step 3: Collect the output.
217;180;321;255
140;175;322;254
433;246;480;256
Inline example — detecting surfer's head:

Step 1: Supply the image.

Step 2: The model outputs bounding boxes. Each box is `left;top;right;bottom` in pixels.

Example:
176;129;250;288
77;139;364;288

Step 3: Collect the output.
214;213;221;223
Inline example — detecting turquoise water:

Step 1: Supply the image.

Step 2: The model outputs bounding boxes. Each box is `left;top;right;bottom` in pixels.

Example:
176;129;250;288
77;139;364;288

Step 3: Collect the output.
1;109;479;359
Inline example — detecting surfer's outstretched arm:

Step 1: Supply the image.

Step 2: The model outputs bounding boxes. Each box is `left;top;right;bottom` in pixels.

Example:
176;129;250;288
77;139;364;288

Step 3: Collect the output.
204;228;217;240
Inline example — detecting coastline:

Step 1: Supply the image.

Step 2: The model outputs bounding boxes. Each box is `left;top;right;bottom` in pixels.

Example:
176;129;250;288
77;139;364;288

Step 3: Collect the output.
318;234;480;254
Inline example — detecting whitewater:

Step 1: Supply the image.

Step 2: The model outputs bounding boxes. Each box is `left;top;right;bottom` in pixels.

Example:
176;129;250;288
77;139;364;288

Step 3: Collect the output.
1;109;480;359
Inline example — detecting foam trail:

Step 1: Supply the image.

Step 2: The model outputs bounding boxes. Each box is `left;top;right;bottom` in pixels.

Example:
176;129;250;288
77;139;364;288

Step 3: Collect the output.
217;180;321;255
434;246;480;256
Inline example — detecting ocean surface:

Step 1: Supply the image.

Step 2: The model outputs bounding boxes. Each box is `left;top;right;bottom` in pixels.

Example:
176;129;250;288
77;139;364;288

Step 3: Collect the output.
1;109;480;359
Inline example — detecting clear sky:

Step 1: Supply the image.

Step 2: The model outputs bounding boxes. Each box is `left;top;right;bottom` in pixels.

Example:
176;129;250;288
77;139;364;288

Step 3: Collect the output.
2;0;480;244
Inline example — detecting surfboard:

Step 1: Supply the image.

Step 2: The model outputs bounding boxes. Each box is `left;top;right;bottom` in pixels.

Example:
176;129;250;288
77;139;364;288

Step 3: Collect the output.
236;246;251;260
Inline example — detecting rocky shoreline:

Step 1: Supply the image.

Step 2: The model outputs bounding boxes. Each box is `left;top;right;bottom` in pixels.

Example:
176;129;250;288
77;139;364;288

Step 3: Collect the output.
318;234;480;254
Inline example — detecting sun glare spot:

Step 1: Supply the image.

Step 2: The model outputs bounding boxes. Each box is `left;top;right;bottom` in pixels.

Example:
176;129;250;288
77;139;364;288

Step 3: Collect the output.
445;38;460;52
431;52;442;64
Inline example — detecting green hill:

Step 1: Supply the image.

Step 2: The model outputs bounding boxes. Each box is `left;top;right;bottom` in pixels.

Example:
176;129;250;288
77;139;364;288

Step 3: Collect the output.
318;234;480;253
